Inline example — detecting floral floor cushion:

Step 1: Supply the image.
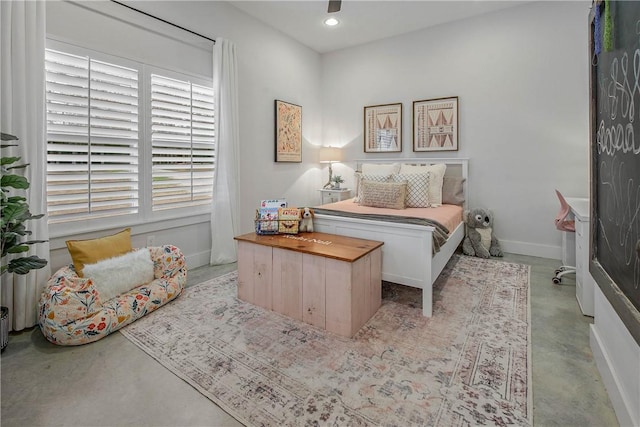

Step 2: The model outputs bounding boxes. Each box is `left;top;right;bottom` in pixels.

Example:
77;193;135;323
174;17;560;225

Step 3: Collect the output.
39;245;187;346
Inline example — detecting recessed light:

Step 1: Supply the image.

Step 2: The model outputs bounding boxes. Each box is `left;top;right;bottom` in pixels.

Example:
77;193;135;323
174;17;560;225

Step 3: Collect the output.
324;17;339;27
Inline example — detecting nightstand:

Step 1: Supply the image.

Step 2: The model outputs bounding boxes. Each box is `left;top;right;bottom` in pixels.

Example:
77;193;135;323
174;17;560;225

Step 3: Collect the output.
318;188;351;204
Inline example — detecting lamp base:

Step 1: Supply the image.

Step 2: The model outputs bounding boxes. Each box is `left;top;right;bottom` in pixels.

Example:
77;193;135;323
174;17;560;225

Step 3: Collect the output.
323;163;334;190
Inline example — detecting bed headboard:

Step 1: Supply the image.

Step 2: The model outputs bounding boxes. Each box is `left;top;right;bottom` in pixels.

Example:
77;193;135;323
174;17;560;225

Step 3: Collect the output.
354;158;469;208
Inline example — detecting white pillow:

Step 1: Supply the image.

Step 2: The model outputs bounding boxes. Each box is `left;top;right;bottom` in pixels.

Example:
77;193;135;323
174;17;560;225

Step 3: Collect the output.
399;163;447;207
83;248;155;302
361;163;400;176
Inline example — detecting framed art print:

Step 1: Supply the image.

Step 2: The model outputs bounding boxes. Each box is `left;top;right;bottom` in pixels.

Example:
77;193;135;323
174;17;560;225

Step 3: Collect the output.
413;96;458;152
275;100;302;162
363;103;402;153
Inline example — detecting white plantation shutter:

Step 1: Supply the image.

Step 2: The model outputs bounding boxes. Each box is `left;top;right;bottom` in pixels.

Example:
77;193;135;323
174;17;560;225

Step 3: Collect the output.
45;49;139;223
151;74;215;210
45;43;215;231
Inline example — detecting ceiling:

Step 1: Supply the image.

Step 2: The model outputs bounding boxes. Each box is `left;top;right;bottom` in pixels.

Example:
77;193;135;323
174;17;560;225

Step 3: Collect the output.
228;1;528;54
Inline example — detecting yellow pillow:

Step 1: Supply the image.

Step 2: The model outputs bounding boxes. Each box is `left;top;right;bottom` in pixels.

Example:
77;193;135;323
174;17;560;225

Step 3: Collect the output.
66;228;133;277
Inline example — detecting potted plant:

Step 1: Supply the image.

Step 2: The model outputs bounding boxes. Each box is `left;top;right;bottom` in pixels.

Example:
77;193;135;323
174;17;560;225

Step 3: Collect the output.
1;132;48;352
331;175;344;189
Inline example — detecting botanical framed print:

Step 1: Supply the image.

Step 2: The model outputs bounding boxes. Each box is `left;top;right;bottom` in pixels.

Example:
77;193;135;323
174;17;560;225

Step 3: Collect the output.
363;103;402;153
413;96;459;152
275;100;302;162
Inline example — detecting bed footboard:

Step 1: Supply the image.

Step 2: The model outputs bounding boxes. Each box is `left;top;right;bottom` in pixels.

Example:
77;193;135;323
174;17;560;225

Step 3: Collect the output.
314;214;463;317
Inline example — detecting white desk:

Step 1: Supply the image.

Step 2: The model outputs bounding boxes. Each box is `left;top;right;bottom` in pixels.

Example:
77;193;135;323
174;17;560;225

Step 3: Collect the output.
565;197;595;317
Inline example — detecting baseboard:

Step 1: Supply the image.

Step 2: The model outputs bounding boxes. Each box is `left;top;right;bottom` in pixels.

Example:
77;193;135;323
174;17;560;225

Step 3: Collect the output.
500;239;561;260
590;325;634;427
185;250;212;270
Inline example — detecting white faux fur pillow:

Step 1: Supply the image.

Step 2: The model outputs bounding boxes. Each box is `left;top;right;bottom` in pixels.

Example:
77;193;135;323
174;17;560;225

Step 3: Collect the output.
83;248;155;302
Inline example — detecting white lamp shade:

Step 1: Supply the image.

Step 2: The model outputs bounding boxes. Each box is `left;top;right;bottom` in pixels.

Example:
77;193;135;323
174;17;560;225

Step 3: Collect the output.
319;146;343;163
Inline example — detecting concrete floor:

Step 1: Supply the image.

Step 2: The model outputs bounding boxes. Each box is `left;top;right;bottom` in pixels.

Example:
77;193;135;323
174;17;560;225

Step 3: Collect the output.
1;254;619;426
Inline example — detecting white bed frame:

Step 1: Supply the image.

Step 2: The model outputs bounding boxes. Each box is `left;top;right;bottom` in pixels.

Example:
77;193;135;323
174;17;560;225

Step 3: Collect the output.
314;158;469;317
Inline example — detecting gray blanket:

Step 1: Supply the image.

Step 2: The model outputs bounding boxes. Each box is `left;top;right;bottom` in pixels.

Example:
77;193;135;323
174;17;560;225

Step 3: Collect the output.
313;208;450;254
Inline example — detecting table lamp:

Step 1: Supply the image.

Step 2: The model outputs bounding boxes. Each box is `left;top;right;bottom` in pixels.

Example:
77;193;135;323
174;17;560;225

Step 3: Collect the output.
319;146;343;189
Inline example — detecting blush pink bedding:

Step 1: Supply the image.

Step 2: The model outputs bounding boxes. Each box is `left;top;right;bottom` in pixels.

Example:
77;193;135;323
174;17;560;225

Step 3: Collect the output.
316;199;463;233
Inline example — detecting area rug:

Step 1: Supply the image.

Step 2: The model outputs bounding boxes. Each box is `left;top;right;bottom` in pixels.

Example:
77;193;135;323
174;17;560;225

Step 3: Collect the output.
121;255;532;426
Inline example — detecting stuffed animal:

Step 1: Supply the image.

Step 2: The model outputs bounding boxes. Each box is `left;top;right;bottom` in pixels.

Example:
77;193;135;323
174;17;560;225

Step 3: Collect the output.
299;207;314;232
462;208;503;258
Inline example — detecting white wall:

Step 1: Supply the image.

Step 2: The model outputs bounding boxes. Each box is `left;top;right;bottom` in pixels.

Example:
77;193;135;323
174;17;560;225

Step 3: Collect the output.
46;0;324;271
321;1;591;258
47;0;591;270
130;0;325;226
47;1;213;77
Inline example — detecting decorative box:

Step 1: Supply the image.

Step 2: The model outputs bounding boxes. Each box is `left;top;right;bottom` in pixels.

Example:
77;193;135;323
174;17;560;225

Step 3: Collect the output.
278;207;300;234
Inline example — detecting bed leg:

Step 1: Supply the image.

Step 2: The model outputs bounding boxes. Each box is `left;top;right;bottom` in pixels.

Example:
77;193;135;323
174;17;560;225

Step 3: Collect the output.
422;287;433;317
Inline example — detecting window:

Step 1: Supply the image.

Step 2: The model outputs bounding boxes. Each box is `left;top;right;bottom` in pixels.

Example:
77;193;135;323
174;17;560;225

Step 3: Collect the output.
150;74;215;210
45;44;215;228
46;49;140;223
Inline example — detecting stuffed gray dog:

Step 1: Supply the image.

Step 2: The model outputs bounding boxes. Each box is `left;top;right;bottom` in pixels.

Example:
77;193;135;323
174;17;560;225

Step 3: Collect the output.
462;208;503;258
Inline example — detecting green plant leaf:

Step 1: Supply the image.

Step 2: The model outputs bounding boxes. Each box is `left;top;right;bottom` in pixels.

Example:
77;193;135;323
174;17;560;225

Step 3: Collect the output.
2;239;18;255
7;164;28;170
2;203;29;223
3;224;28;236
1;156;21;165
7;256;48;275
27;213;44;221
1;237;19;257
20;239;47;245
2;232;22;240
6;196;26;203
1;174;29;189
0;133;18;141
7;245;29;254
1;132;48;274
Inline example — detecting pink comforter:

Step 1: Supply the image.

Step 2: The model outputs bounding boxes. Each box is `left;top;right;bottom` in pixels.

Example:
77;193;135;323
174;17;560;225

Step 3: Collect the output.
315;198;463;233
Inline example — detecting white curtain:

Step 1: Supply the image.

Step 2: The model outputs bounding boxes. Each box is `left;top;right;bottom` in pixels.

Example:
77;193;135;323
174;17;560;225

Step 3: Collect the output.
0;0;51;331
210;39;240;265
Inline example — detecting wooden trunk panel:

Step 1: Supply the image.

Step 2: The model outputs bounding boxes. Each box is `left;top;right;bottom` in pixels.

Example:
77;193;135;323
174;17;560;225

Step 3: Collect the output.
236;241;254;303
273;248;303;321
302;254;326;329
351;254;370;335
252;244;273;310
370;248;382;317
325;259;353;337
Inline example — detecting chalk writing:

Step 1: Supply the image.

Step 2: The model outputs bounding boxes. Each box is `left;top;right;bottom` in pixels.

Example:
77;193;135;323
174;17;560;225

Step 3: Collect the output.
596;51;640;156
598;157;640;289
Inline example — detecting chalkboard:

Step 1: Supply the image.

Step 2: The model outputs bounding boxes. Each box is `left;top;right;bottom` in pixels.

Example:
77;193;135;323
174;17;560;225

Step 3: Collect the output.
591;0;640;344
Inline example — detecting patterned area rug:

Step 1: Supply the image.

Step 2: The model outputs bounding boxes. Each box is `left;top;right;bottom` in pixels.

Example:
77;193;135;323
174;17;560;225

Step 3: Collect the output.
121;255;532;426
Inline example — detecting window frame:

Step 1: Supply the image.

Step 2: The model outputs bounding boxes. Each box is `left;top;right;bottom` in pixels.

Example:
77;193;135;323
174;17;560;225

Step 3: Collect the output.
46;39;215;239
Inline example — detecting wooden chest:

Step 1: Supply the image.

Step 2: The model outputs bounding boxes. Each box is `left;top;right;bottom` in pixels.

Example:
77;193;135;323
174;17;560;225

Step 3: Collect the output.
234;232;383;337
